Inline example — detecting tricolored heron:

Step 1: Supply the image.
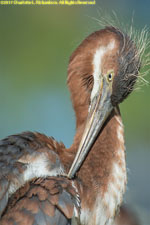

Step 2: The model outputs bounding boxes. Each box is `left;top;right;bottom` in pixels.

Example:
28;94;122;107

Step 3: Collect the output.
0;26;146;225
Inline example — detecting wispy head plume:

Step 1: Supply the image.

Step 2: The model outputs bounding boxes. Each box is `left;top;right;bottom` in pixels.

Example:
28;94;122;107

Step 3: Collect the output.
90;10;150;90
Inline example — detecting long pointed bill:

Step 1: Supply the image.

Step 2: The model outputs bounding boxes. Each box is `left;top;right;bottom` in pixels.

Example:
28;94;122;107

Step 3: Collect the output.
67;77;113;179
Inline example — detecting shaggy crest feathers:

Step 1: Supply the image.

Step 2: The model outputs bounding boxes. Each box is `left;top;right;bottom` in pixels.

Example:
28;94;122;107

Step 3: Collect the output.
91;11;150;89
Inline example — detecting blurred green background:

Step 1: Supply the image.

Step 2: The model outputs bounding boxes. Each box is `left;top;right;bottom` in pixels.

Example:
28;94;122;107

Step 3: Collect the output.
0;1;150;224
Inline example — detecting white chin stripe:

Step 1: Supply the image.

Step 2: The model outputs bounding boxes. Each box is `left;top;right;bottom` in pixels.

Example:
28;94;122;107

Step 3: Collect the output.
91;41;115;101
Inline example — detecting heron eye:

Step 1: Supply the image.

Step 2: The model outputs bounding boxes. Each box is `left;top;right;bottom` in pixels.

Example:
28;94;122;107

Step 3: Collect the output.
107;71;114;82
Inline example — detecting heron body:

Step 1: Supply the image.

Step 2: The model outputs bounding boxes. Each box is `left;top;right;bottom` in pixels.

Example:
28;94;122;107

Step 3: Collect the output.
0;26;141;225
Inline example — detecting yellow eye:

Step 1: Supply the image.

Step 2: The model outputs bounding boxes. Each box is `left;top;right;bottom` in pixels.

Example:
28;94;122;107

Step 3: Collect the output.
107;71;114;82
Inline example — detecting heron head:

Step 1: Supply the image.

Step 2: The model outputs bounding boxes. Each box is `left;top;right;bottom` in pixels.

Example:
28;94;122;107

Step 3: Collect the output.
67;26;141;178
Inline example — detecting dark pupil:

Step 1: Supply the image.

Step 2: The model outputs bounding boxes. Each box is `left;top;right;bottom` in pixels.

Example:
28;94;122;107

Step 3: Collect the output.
108;74;112;79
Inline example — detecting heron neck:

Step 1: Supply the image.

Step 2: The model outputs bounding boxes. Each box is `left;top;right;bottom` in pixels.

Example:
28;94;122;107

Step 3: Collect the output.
68;107;126;211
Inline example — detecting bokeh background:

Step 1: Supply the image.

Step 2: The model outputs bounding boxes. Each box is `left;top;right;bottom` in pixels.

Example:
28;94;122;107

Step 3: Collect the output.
0;0;150;224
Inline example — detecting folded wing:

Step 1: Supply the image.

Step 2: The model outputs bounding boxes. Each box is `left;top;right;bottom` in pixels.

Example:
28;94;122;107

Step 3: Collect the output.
0;132;79;224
